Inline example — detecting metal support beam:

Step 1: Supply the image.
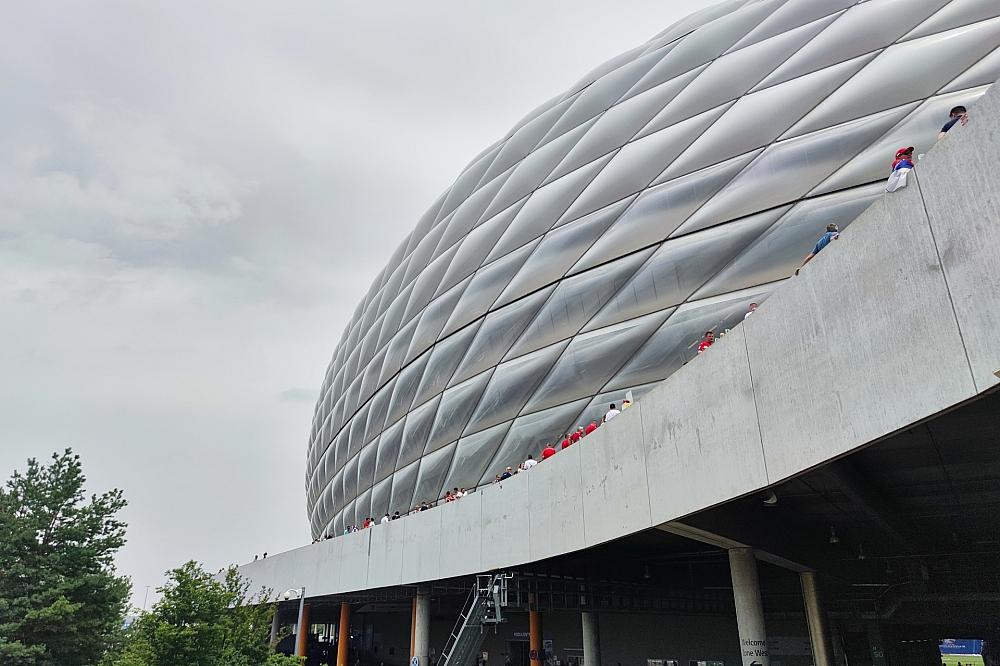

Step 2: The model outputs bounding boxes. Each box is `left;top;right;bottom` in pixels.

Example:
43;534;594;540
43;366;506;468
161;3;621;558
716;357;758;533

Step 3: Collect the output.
296;603;310;658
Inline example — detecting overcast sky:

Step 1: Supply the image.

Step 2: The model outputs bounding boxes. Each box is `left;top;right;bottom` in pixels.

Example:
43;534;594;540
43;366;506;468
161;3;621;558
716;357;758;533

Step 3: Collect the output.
0;1;691;607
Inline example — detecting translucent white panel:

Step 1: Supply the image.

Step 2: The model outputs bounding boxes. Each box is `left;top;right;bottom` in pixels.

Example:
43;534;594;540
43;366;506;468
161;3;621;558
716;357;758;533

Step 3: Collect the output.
425;371;492;455
412;443;457;505
693;183;882;300
348;401;370;458
503;93;563;140
645;16;836;130
369;476;393;520
485;155;614;263
479;399;591;484
403;278;469;367
815;87;989;195
374;419;404;484
479;95;580;185
435;202;525;298
404;191;448;256
357;312;385;371
365;377;395;443
729;0;854;51
683;105;914;230
587;208;783;331
941;46;1000;93
786;19;1000;137
399;223;450;297
376;281;416;351
441;240;539;338
642;1;755;54
451;286;554;386
370;258;409;323
341;454;360;516
625;0;781;100
523;310;669;414
432;174;509;263
384;351;430;428
607;288;774;391
760;0;949;89
389;460;420;515
568;45;650;97
411;321;481;409
443;421;511;491
396;395;441;471
538;48;666;145
561;105;731;222
546;67;706;183
379;315;419;386
354;486;373;524
574;152;760;273
400;242;461;327
357;439;378;493
495;198;632;307
480;119;596;222
359;346;387;408
905;0;1000;40
507;249;654;359
341;500;357;531
462;341;569;437
669;56;872;180
437;143;503;223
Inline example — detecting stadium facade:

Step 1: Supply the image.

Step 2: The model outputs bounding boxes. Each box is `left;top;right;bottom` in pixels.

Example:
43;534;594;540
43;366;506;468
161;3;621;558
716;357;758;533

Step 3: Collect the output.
306;0;1000;538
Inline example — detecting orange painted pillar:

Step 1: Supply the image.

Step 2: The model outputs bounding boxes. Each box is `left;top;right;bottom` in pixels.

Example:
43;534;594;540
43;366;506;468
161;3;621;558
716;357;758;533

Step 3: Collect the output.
337;602;351;666
410;597;417;661
295;603;311;658
529;609;543;666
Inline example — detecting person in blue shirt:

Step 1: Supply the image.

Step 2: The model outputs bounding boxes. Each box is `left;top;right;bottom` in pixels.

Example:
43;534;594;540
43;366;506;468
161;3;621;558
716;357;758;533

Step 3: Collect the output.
938;105;968;139
795;223;839;275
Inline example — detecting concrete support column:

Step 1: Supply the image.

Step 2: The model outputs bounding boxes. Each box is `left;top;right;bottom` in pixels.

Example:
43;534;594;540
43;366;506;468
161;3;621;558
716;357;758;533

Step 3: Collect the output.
414;590;431;666
270;606;280;646
729;548;770;666
295;603;311;658
337;602;351;666
529;609;543;666
800;572;833;666
581;612;600;666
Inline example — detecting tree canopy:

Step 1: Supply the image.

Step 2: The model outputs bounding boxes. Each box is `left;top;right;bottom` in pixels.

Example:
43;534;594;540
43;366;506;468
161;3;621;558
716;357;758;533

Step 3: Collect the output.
111;562;301;666
0;448;131;665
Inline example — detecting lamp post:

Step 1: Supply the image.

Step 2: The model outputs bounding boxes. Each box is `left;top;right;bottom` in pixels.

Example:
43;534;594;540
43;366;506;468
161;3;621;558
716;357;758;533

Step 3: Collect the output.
282;587;307;656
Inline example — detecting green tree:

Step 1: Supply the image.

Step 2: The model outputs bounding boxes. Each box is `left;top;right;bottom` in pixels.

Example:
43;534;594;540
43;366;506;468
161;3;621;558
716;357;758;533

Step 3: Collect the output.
0;448;131;665
112;562;301;666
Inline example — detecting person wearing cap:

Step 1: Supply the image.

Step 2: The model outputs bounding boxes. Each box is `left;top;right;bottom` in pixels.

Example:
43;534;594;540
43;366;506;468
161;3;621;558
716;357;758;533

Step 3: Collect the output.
891;146;914;172
938;105;969;139
795;223;839;276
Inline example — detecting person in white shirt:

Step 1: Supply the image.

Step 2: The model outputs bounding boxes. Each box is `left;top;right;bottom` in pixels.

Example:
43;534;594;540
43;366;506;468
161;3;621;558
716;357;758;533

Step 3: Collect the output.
380;513;390;524
521;455;538;470
604;403;621;422
744;302;758;319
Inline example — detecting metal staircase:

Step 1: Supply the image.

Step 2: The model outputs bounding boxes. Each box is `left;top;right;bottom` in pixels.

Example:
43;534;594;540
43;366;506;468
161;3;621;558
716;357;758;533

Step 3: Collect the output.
436;573;512;666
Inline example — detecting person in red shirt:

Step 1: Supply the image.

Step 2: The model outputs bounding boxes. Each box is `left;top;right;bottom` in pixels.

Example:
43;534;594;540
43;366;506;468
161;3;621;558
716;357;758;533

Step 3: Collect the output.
697;331;715;353
584;421;598;436
541;444;557;459
560;433;572;449
570;427;583;444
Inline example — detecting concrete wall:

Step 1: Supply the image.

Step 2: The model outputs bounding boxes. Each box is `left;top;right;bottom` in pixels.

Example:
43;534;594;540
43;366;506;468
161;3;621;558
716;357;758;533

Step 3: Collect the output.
240;81;999;599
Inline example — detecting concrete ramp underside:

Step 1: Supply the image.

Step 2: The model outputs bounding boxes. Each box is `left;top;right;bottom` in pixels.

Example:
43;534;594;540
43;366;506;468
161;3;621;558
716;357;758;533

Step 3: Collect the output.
240;81;1000;600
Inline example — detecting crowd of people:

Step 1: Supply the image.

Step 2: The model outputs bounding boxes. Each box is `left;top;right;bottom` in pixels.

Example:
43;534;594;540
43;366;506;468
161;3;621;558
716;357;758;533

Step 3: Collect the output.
307;105;974;547
309;399;634;540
